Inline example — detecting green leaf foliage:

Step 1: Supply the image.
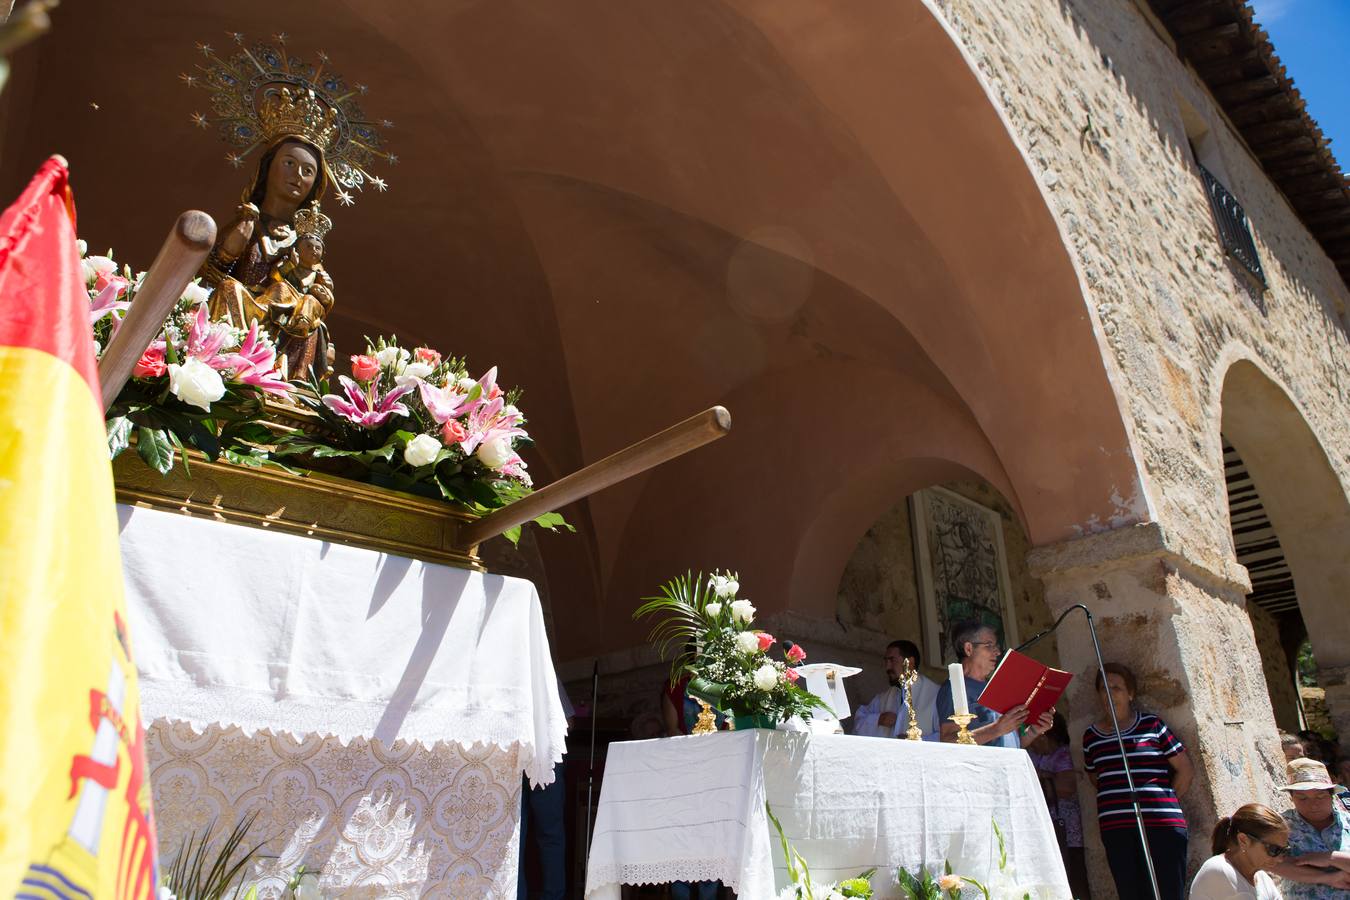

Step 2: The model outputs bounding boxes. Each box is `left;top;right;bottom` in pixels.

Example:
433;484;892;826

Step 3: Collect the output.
136;426;174;474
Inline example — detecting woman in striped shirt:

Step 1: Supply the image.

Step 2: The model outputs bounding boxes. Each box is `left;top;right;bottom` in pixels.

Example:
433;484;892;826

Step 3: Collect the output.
1083;662;1195;900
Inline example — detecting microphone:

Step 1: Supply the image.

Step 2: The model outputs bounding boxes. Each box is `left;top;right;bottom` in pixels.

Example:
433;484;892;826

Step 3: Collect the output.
1012;603;1163;900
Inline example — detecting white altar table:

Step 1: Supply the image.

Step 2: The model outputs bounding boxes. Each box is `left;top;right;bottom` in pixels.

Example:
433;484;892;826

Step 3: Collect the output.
585;731;1071;900
119;504;567;898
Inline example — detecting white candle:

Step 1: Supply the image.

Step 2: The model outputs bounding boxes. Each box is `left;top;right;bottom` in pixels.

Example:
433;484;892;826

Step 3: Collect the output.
948;663;969;716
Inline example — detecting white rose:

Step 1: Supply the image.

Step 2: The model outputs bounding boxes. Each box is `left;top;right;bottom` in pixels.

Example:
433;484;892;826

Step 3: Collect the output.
92;339;102;358
76;239;88;256
704;601;723;618
82;254;116;282
730;599;756;624
167;356;225;411
401;361;434;381
736;631;760;655
753;663;779;691
475;435;515;469
376;345;409;372
403;433;442;468
180;281;211;306
457;376;478;392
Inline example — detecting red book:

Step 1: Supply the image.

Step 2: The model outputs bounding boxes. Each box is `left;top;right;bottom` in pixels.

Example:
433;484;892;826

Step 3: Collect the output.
976;650;1072;722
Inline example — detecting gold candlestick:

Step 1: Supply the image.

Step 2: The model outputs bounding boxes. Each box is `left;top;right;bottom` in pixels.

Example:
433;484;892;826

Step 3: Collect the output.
900;661;923;741
949;712;977;744
692;699;718;735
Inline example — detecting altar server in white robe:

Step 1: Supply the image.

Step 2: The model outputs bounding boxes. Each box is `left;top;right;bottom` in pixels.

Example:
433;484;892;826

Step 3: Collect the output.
852;639;941;740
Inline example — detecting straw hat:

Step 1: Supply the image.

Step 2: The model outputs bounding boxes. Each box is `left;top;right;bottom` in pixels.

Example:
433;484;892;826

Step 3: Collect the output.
1279;757;1339;791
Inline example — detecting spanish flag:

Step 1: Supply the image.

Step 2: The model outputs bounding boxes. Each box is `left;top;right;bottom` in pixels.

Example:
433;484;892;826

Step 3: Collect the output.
0;158;158;899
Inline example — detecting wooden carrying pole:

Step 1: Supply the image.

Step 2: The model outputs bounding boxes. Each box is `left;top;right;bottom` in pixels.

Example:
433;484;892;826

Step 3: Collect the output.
457;405;732;549
98;210;216;411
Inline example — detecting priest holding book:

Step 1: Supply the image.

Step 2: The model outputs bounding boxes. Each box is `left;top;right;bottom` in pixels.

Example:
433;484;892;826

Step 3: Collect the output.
937;620;1056;748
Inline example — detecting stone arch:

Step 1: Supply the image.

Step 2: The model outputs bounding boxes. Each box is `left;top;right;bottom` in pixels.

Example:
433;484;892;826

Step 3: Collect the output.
1218;356;1350;738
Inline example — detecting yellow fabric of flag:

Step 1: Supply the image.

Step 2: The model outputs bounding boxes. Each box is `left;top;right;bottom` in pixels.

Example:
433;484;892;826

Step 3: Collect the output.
0;158;158;899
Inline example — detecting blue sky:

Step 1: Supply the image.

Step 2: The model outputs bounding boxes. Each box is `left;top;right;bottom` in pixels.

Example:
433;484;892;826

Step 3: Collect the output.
1247;0;1350;172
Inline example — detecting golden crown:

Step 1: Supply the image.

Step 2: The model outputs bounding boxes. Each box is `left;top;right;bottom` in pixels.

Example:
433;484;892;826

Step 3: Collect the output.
183;33;393;206
294;204;333;241
259;87;340;154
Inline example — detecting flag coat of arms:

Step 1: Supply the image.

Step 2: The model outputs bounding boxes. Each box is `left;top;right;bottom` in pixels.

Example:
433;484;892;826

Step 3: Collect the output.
0;157;158;899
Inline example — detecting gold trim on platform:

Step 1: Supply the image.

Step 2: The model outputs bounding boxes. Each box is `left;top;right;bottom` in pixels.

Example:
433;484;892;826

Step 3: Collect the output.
113;450;484;570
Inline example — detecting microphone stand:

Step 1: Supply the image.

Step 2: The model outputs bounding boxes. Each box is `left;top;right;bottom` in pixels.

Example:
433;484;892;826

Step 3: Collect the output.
582;659;600;883
1014;604;1162;900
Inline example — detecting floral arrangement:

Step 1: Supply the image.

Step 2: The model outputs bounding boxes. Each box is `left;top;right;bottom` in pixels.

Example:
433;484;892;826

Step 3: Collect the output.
85;241;567;543
634;571;825;723
896;820;1029;900
768;802;875;900
274;337;569;544
86;244;293;475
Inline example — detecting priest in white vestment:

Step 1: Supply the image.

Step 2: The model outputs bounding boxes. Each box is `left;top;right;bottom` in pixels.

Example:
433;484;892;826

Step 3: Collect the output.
852;639;940;740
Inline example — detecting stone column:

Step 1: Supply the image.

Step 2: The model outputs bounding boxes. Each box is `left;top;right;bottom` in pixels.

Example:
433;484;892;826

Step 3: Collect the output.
1028;523;1286;897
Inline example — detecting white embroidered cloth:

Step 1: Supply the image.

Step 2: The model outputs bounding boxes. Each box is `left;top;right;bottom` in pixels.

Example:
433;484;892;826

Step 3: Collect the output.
585;731;1071;899
119;504;566;786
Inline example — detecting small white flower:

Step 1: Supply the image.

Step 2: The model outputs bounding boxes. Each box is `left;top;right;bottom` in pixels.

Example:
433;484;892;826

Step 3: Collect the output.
401;360;434;381
76;239;88;256
167;356;225;411
829;893;847;900
753;663;779;691
704;601;723;618
82;254;117;283
475;435;515;469
403;433;442;468
709;573;740;599
736;631;760;655
457;376;478;392
376;345;409;372
92;339;102;357
180;281;211;306
730;599;755;624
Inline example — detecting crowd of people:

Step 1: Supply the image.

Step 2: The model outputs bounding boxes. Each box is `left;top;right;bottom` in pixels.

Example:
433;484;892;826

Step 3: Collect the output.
843;621;1350;900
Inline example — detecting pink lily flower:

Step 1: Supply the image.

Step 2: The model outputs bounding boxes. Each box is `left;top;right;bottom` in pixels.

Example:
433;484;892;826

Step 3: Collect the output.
322;375;413;428
185;304;230;364
88;281;130;330
501;453;532;487
218;322;290;396
418;380;476;424
459;395;526;456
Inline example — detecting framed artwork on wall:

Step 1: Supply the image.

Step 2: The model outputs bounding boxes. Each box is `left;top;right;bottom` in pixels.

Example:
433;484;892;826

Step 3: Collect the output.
910;486;1018;665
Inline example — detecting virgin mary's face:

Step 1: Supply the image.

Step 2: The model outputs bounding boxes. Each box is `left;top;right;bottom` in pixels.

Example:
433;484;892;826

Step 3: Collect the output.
267;142;319;204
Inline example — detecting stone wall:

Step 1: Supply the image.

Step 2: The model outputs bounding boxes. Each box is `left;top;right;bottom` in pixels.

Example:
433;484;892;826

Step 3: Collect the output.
1247;603;1301;733
925;0;1350;564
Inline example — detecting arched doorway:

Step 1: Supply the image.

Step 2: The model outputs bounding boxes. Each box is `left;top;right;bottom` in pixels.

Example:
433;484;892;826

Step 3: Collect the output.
834;477;1060;710
1220;358;1350;743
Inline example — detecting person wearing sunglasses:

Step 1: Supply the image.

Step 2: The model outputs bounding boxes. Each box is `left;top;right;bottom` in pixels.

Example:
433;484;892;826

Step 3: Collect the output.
1189;803;1289;899
1270;758;1350;898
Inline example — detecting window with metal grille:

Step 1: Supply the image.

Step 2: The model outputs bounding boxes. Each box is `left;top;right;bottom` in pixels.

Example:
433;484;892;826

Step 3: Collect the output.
1198;163;1267;286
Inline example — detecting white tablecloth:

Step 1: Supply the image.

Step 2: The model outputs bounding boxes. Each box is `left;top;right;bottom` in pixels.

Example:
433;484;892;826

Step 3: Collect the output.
118;504;566;786
585;731;1071;900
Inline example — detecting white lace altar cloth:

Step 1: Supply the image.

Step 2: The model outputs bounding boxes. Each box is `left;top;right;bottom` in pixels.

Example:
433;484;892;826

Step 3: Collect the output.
118;504;566;787
585;731;1071;899
147;719;522;897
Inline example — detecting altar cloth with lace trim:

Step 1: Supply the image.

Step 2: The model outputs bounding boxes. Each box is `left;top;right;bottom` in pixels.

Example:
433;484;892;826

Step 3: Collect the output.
119;503;566;898
584;730;1071;899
